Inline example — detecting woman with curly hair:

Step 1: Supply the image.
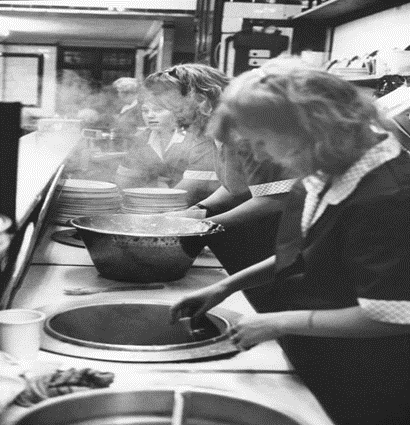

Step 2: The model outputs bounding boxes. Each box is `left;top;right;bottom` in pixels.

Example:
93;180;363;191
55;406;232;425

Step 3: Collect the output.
170;57;410;425
143;63;229;133
144;64;299;305
115;64;226;206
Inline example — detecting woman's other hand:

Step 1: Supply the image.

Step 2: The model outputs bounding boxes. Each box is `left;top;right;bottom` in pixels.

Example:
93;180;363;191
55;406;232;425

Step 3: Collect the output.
229;313;285;351
169;284;228;325
163;207;207;219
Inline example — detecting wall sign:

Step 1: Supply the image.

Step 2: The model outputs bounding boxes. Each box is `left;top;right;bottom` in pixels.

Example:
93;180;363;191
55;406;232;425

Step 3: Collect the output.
1;53;44;107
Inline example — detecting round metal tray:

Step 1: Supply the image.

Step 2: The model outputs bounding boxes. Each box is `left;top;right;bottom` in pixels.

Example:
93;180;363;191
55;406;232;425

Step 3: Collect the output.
40;299;242;362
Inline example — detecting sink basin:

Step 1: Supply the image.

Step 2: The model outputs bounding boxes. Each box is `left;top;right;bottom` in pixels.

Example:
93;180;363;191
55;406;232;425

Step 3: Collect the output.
14;387;306;425
40;299;242;362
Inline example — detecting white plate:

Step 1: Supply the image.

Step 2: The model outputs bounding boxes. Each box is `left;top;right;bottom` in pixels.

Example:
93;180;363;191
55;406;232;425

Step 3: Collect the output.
121;201;187;207
57;191;120;199
58;179;118;192
56;199;121;206
121;206;186;214
122;188;187;196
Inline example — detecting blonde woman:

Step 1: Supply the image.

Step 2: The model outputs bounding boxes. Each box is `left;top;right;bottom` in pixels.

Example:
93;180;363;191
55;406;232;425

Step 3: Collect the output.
171;58;410;425
117;64;228;206
144;64;298;298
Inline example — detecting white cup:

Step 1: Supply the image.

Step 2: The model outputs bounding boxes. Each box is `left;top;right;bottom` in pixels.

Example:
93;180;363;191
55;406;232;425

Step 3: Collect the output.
0;309;46;362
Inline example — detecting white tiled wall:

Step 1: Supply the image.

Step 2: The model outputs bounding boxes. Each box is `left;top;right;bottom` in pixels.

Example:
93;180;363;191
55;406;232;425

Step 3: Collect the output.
331;3;410;59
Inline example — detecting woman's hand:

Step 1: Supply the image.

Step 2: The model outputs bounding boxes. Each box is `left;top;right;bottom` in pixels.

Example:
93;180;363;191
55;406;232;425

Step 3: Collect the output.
169;284;228;324
163;207;207;219
229;313;285;351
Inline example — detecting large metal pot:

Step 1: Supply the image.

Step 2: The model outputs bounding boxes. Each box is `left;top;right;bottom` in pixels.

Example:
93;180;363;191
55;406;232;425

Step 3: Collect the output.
71;214;223;282
14;387;306;425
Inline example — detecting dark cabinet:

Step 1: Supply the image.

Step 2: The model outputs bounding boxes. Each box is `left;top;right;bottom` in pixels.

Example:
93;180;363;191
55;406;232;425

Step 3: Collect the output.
195;0;227;66
0;102;21;227
57;46;136;89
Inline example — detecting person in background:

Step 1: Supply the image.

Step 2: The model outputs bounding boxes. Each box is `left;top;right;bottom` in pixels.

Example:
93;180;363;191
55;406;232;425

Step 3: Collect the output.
115;92;197;194
62;77;141;181
170;57;410;425
111;77;145;150
117;64;228;206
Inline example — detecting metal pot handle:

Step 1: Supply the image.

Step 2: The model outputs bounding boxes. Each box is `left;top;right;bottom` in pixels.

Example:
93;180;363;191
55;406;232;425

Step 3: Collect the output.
204;221;225;234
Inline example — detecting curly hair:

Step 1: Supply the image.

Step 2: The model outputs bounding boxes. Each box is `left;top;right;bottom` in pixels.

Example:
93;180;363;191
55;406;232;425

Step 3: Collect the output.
142;63;230;131
210;56;395;176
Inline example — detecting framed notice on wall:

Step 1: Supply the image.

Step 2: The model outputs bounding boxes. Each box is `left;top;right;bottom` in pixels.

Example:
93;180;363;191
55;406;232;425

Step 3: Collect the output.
0;53;44;107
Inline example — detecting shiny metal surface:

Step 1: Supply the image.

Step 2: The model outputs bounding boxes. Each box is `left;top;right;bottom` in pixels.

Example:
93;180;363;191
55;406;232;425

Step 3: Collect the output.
14;387;306;425
40;299;241;362
71;214;224;282
51;229;85;248
0;214;12;263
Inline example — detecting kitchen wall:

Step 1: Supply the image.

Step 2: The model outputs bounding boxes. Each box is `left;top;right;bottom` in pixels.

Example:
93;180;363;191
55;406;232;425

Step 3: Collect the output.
146;25;175;74
0;12;194;117
331;3;410;59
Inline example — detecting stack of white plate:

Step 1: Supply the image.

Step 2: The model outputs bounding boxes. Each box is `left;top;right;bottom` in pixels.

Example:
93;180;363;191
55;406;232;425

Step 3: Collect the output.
121;188;188;214
51;179;121;225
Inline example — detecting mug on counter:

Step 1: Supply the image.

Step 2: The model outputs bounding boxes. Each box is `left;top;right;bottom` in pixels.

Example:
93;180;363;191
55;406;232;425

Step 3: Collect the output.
0;309;46;362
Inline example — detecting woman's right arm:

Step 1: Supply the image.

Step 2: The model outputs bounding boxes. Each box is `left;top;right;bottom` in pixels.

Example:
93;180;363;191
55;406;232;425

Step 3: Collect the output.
170;254;276;322
191;185;250;219
217;253;277;294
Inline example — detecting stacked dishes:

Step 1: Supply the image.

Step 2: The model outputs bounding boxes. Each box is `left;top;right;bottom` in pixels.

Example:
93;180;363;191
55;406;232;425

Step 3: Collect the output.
51;179;121;225
121;188;188;214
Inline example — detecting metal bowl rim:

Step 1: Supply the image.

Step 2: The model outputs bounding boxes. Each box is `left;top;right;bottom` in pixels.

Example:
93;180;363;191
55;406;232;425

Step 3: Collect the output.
13;385;311;425
70;214;222;238
38;298;242;362
43;299;232;351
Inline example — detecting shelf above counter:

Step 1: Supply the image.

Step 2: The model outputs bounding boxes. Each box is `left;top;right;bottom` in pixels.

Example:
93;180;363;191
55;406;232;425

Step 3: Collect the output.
294;0;410;24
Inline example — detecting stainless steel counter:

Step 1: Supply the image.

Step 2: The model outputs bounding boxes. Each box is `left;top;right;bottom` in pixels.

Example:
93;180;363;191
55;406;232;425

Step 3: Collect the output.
1;223;334;425
11;263;291;372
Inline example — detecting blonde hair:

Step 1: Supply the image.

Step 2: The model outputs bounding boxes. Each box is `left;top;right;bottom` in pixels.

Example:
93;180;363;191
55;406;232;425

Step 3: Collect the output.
143;63;230;131
210;56;395;176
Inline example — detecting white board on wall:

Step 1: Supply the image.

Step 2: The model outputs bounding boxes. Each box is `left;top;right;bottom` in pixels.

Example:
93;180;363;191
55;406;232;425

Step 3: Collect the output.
2;55;41;106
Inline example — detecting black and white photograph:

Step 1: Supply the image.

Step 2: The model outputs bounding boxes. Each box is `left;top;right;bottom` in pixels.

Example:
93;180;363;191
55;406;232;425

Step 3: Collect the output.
1;1;410;424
